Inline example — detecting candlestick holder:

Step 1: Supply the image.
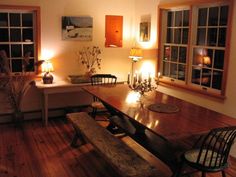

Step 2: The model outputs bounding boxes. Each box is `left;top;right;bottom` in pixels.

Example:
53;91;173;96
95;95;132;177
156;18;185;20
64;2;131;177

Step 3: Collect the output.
128;79;155;96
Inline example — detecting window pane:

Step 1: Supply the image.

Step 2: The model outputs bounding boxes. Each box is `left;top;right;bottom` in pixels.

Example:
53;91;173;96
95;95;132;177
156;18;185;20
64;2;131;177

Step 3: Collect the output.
182;28;188;44
178;64;185;81
183;10;189;26
207;28;217;46
163;61;169;76
218;28;226;47
214;50;224;69
11;59;22;72
202;68;211;87
23;44;34;57
166;28;173;43
11;44;22;57
22;13;33;27
193;48;203;66
167;11;174;27
10;13;21;26
174;28;181;44
197;28;206;45
175;11;182;27
0;13;8;27
212;70;222;90
0;28;9;42
220;6;228;26
170;63;177;79
10;29;21;42
171;46;178;61
192;67;201;85
204;49;213;67
208;7;219;26
25;59;35;72
198;8;207;26
179;47;186;63
23;28;33;42
164;45;170;61
0;44;10;57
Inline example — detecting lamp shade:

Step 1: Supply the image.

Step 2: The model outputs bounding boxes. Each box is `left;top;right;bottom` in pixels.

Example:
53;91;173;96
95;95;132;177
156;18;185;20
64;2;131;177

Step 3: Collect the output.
129;48;143;62
42;61;54;73
203;56;211;66
42;60;54;84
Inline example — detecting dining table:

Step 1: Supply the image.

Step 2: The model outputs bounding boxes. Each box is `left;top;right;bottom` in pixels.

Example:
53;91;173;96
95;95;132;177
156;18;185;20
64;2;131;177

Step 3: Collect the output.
82;84;236;172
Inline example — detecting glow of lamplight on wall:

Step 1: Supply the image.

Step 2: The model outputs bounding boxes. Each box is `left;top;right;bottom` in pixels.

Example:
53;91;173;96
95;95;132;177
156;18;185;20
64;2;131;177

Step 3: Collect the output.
139;61;155;79
40;49;55;61
125;91;141;104
135;25;157;49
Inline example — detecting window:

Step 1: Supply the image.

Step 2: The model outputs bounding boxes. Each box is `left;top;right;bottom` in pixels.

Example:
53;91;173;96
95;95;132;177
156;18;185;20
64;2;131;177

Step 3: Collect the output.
159;1;233;97
0;5;40;74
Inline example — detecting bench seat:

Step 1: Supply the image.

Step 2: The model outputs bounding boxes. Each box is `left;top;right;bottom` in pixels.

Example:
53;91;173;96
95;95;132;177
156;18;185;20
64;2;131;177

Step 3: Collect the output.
67;112;163;177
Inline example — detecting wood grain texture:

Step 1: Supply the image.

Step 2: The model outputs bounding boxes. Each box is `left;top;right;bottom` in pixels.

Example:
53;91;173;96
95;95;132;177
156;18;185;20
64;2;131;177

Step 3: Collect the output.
82;84;236;140
67;112;162;177
0;118;235;177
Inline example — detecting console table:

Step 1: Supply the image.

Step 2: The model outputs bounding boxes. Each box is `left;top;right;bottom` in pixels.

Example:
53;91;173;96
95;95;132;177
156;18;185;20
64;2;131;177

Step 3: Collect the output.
35;80;90;126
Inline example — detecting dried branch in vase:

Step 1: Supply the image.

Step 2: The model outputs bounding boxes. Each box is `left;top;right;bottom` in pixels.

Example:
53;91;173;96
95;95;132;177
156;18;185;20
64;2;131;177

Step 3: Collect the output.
0;50;43;116
76;46;102;76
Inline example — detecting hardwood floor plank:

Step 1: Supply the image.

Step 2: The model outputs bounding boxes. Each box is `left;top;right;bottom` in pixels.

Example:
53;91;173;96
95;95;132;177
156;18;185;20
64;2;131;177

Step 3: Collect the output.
0;118;235;177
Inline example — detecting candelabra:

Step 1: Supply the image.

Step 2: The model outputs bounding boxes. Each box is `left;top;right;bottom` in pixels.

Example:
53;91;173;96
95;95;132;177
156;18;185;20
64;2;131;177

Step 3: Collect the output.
127;74;156;97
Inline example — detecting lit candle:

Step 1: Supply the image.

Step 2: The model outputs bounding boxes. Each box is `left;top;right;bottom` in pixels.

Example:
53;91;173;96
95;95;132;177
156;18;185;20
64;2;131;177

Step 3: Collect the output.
133;73;137;87
138;72;142;83
157;72;160;83
127;72;130;84
148;73;151;86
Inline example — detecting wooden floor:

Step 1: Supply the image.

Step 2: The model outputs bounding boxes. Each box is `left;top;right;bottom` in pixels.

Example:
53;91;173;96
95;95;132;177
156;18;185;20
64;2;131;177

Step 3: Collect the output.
0;117;235;177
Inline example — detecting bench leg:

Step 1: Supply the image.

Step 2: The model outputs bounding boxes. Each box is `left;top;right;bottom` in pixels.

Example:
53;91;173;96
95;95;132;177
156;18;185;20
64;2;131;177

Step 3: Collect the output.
71;129;86;148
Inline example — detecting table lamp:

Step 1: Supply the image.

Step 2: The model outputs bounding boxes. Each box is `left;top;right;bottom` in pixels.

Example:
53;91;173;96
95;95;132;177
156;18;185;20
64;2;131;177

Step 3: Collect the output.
42;60;54;84
128;47;143;84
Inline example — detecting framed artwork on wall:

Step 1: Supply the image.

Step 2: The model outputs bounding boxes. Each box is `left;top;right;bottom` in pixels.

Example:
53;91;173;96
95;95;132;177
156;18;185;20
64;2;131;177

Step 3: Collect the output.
140;22;150;42
62;16;93;41
105;15;123;47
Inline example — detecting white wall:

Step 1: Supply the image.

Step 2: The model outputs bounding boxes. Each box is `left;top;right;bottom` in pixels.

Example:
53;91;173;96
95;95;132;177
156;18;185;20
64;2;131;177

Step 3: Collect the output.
0;0;137;113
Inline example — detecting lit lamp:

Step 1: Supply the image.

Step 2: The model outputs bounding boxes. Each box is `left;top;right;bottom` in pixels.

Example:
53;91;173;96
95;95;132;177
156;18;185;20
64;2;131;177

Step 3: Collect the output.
203;56;211;66
129;47;143;62
128;48;143;84
42;60;54;84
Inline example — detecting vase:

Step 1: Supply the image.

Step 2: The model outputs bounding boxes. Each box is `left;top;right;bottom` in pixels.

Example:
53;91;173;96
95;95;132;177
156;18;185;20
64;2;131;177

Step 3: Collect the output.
85;68;96;78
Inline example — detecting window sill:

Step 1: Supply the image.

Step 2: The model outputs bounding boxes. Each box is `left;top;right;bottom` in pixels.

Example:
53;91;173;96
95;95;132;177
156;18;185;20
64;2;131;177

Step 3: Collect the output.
158;80;226;101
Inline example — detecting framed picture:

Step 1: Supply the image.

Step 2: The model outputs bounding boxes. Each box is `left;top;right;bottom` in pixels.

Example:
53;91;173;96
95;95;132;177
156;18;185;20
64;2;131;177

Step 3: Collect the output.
62;16;93;41
139;22;150;42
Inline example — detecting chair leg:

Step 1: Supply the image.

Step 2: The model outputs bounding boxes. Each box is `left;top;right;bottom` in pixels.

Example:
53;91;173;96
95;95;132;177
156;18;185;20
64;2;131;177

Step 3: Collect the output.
221;170;226;177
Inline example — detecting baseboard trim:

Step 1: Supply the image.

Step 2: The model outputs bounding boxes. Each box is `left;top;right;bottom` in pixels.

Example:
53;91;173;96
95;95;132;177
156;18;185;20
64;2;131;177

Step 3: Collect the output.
0;105;90;124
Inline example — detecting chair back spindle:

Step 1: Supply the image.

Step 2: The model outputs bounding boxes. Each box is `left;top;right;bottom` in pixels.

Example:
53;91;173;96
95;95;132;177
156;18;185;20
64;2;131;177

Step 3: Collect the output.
188;126;236;171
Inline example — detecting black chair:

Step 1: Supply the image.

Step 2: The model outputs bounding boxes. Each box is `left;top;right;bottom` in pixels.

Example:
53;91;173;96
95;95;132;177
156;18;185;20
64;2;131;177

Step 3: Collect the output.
173;126;236;177
90;74;117;118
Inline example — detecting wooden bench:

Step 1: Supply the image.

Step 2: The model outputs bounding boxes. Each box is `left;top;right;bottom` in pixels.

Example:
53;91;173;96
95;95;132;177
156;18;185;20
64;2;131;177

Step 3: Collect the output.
67;112;163;177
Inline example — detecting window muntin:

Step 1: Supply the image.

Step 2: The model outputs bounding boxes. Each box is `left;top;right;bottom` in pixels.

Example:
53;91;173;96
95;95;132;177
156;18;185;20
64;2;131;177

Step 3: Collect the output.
190;5;228;93
162;9;189;81
160;2;231;96
0;10;37;73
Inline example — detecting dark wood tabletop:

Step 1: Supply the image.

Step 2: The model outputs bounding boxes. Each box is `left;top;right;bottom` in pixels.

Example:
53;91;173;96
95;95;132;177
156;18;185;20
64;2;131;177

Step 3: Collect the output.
83;84;236;140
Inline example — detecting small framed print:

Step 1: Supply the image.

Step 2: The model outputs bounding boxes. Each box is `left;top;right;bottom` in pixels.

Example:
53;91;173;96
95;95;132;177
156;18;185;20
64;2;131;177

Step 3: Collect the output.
140;22;150;42
62;16;93;41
